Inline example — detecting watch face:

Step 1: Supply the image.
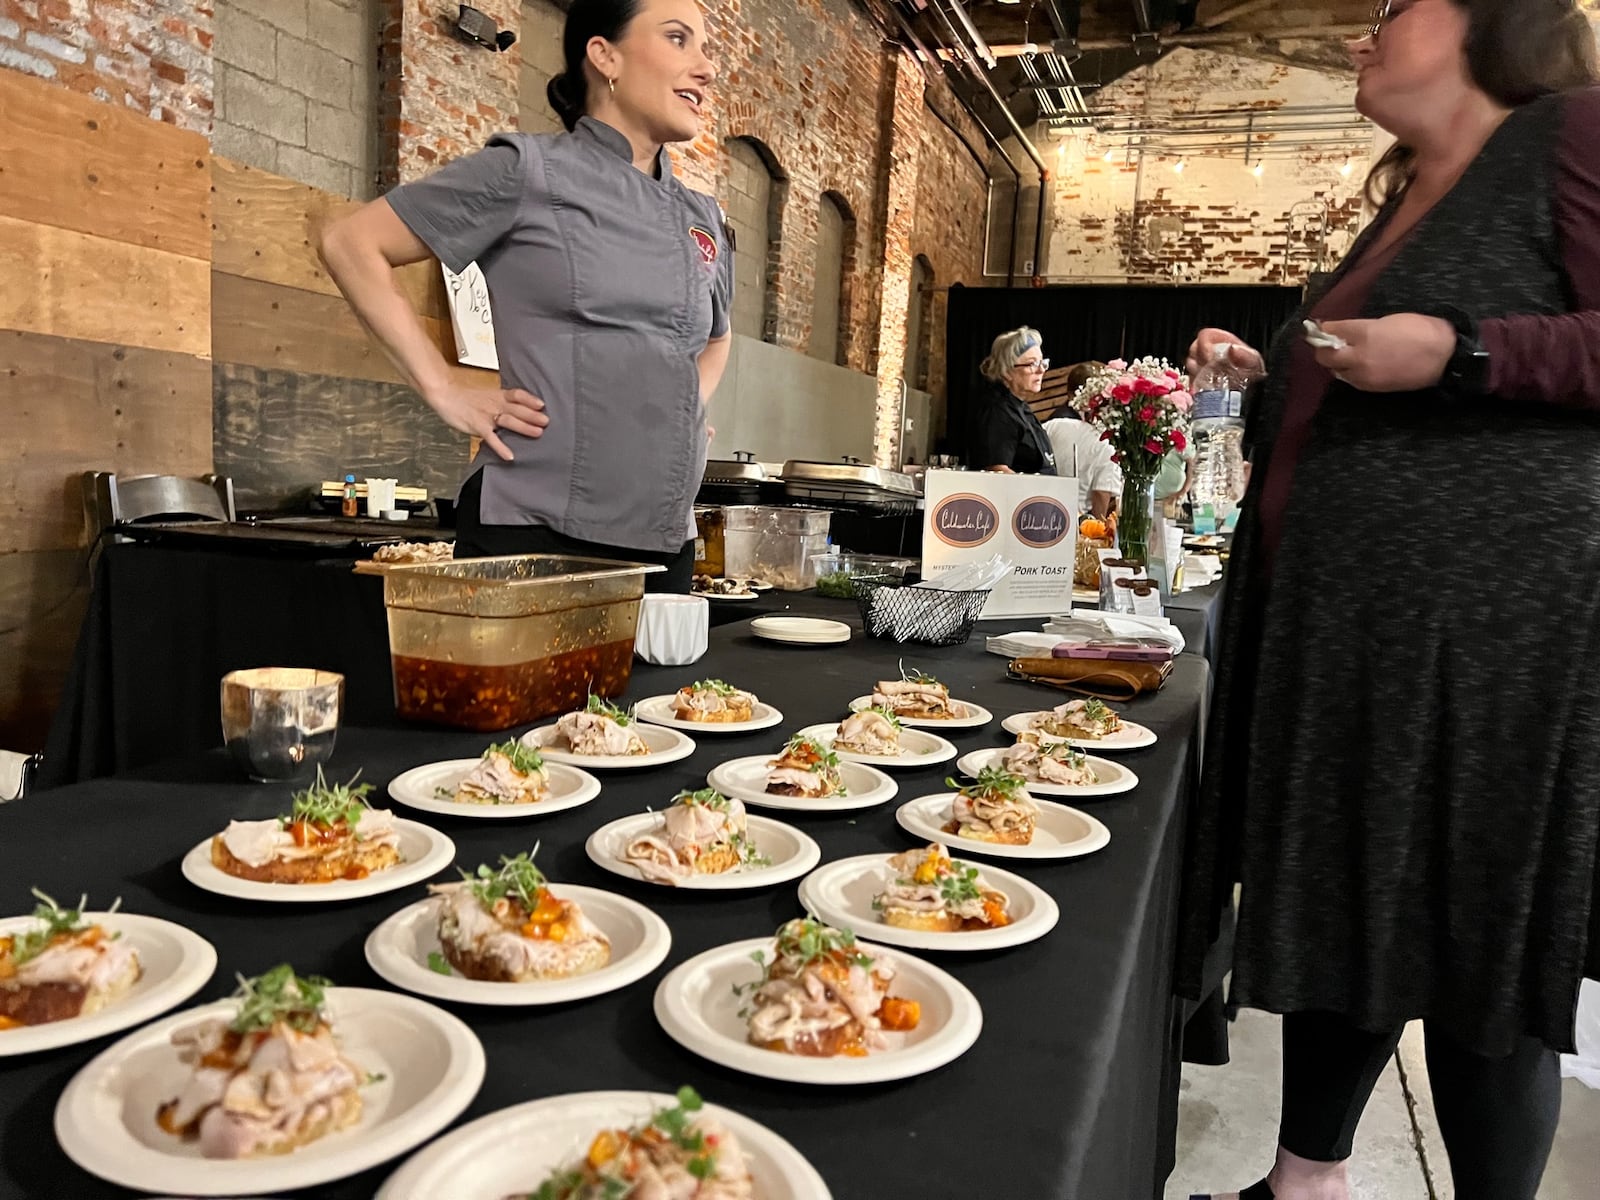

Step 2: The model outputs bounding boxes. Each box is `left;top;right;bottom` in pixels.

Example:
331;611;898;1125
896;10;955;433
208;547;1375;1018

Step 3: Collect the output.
1451;341;1492;393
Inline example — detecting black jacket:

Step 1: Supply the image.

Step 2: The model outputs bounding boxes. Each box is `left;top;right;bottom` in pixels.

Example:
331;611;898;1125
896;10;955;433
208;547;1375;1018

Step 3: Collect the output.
967;382;1057;474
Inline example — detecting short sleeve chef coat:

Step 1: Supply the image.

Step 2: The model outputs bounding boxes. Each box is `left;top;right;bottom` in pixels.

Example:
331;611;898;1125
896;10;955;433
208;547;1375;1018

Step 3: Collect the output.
386;116;735;554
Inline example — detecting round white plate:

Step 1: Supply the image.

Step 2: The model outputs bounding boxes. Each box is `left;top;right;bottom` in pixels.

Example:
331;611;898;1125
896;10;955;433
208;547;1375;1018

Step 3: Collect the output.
377;1089;830;1200
797;856;1059;953
848;696;993;730
585;813;820;890
697;590;759;602
519;721;695;769
653;937;981;1085
364;886;671;1006
632;694;784;733
386;759;601;819
0;914;217;1058
956;746;1138;798
791;722;957;770
180;820;456;902
706;756;898;813
895;794;1111;861
54;987;485;1197
1001;710;1158;751
750;616;852;646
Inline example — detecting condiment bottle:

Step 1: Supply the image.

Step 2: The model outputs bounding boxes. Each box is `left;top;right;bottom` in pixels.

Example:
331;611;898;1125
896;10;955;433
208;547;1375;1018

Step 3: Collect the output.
341;474;359;518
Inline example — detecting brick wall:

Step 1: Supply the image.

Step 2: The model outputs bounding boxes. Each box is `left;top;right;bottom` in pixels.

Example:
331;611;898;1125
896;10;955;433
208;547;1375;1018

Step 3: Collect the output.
214;0;379;198
377;0;521;187
517;0;562;137
1040;49;1373;284
0;0;213;132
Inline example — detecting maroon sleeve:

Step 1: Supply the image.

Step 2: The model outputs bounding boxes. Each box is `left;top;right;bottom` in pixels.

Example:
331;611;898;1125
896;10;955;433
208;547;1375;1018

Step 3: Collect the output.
1478;87;1600;407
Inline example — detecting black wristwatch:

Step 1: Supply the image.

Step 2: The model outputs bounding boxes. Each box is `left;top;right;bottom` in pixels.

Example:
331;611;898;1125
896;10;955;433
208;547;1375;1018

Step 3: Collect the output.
1437;306;1492;396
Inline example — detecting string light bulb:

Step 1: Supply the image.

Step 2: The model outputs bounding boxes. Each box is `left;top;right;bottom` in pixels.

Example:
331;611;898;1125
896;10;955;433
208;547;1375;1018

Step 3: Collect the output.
1251;162;1265;178
1173;158;1186;174
1340;157;1355;177
1104;148;1116;163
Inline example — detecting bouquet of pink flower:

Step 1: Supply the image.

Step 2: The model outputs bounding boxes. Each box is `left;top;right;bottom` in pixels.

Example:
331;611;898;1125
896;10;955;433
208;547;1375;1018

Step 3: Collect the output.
1070;357;1192;483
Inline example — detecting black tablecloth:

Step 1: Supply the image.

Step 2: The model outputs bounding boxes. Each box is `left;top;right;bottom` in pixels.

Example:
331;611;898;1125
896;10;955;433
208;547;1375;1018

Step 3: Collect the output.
5;617;1210;1200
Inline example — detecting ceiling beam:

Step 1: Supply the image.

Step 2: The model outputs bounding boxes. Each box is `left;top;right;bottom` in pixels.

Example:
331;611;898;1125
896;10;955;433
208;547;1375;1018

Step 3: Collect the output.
1199;0;1282;28
967;22;1367;55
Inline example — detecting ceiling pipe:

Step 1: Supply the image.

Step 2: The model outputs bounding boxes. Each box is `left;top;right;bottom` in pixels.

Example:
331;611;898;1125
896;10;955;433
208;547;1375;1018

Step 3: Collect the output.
958;25;1369;57
928;0;1051;282
943;0;997;68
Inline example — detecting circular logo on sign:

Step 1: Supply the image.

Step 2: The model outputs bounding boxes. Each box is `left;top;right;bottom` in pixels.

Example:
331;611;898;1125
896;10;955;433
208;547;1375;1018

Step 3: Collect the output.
1012;496;1072;549
931;493;1000;548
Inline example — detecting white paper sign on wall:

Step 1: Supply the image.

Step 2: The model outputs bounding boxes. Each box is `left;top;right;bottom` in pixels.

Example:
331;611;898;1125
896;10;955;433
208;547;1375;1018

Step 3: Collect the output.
920;469;1079;619
441;261;499;371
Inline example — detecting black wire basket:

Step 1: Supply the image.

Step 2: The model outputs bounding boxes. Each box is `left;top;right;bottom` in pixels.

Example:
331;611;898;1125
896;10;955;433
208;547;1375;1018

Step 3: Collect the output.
852;578;993;647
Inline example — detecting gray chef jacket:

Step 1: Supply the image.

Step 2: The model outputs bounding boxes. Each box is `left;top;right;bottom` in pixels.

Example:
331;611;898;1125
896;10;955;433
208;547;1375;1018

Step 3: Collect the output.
387;117;734;554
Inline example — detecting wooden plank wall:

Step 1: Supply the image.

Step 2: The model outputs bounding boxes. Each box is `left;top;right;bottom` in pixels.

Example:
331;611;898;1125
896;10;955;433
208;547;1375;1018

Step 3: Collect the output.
0;71;214;751
209;158;485;510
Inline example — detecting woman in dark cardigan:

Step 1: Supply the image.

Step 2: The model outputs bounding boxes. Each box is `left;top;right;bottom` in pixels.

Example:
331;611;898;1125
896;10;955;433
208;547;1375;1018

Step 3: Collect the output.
1182;3;1600;1199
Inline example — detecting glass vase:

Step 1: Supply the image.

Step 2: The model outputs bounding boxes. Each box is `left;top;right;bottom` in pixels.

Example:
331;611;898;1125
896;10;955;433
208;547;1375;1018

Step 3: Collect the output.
1118;475;1158;568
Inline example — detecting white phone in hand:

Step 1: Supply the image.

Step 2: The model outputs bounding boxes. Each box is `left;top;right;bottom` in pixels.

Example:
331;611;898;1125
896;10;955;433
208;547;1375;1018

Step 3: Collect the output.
1302;319;1348;351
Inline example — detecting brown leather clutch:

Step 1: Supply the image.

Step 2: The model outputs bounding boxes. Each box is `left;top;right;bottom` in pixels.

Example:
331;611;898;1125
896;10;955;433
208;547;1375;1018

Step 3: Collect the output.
1007;655;1172;701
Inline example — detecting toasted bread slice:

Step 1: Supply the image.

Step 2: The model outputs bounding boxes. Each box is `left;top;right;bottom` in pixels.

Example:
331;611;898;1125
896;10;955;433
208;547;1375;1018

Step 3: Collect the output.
693;843;743;875
674;700;754;723
942;818;1034;846
440;934;610;983
256;1088;363;1157
881;907;964;933
754;1021;866;1057
210;835;401;884
0;947;142;1027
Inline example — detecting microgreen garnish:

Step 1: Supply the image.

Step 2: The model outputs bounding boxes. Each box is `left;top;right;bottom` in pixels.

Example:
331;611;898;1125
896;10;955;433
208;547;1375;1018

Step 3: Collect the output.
1081;698;1113;722
733;917;874;1015
689;679;740;697
523;1086;715;1200
585;693;633;726
7;889;113;966
866;705;904;730
281;766;374;829
939;863;983;906
674;787;731;812
484;738;545;776
781;734;841;773
898;660;939;686
228;964;331;1035
427;951;452;976
461;848;547;911
948;765;1027;799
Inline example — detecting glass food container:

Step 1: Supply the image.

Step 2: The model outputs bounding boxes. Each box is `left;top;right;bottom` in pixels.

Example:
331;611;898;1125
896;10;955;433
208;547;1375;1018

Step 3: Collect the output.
383;554;658;731
722;506;833;591
692;506;725;577
809;552;919;599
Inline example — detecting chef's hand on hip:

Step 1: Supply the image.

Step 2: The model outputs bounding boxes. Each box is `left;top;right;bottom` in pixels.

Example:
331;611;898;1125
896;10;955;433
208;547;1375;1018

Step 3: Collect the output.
1314;315;1455;393
1186;329;1266;380
430;385;548;461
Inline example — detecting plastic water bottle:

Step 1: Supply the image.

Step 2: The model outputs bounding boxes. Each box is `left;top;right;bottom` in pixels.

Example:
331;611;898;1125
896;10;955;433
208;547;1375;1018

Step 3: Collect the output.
1189;345;1246;531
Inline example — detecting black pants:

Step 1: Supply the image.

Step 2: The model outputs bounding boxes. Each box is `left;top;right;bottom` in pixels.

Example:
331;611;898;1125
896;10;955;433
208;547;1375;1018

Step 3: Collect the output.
456;472;694;594
1280;1011;1562;1200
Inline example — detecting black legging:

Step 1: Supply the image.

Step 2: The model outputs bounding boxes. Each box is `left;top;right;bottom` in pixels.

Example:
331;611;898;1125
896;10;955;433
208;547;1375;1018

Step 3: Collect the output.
1280;1011;1562;1200
455;471;695;594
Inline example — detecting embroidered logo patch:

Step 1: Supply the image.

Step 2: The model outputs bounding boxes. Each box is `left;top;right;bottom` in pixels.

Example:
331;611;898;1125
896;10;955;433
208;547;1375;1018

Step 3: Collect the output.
689;226;718;265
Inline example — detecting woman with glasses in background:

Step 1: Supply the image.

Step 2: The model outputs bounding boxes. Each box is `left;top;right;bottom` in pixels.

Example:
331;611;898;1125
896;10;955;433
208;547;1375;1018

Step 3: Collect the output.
1183;2;1600;1198
967;326;1058;474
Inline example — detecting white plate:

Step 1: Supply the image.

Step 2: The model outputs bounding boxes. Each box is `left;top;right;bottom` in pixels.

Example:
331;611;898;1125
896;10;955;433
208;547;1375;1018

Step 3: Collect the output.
180;820;456;902
797;856;1059;953
895;794;1111;861
696;590;759;602
632;694;784;733
955;746;1138;798
1001;710;1158;751
364;886;671;1006
520;721;695;769
750;616;852;645
0;914;217;1058
653;937;981;1085
386;759;601;819
706;756;898;813
54;987;485;1197
377;1089;830;1200
791;722;957;770
585;813;820;890
848;695;993;730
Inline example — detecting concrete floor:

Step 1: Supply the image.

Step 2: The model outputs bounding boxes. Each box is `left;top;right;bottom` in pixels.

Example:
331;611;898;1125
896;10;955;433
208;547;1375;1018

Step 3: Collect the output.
1166;1010;1600;1199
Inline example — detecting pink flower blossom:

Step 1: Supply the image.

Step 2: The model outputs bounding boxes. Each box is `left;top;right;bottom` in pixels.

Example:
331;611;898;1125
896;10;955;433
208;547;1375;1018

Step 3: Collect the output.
1111;382;1135;402
1108;358;1127;370
1138;406;1156;423
1170;390;1193;412
1133;376;1166;397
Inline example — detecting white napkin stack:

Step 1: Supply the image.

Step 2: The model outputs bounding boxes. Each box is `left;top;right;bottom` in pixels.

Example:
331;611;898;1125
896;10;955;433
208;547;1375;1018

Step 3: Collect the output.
984;632;1066;658
1043;609;1186;654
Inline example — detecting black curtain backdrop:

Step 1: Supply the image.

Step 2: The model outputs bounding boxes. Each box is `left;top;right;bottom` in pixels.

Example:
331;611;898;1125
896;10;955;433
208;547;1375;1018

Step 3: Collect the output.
943;284;1301;453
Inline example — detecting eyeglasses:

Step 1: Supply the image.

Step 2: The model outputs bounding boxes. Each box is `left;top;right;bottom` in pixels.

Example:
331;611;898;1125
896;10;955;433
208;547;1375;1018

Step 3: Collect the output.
1016;358;1050;373
1366;0;1415;41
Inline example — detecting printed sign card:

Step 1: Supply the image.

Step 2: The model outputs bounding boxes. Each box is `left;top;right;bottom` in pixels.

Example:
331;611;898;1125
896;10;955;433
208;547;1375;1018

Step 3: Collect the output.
441;261;499;370
921;469;1079;618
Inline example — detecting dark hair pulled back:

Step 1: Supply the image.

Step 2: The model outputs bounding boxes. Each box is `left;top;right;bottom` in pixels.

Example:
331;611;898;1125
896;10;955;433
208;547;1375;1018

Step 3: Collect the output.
1366;0;1598;205
546;0;644;132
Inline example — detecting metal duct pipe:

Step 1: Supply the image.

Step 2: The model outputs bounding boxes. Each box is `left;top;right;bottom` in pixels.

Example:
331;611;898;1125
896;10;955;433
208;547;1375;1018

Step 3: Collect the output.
928;0;1051;280
1130;0;1156;34
966;24;1368;56
1040;0;1080;40
944;0;997;68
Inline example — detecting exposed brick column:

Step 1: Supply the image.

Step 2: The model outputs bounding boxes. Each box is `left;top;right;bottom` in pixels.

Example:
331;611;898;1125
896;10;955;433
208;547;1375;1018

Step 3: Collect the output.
871;50;923;469
376;0;521;189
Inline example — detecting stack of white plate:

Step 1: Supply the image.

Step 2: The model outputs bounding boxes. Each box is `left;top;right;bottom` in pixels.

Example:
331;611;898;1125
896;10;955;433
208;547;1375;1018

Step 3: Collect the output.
749;616;851;646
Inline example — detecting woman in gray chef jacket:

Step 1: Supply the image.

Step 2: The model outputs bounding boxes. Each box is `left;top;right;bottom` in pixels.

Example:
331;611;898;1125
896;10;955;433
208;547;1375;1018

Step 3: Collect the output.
320;0;733;593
